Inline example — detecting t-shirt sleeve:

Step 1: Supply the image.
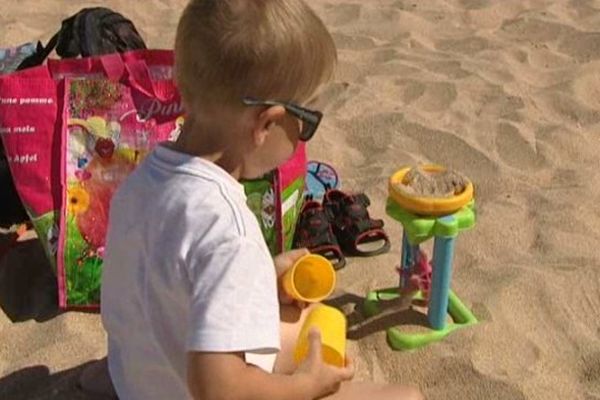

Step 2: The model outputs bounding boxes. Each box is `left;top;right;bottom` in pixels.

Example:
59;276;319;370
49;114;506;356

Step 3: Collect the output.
185;236;280;355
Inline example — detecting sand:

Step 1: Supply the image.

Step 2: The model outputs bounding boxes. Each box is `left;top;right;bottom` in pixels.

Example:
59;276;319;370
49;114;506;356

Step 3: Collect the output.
2;0;600;399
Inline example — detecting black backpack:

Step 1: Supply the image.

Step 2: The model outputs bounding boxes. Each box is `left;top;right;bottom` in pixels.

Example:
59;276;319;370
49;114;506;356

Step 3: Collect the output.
0;7;146;227
17;7;147;69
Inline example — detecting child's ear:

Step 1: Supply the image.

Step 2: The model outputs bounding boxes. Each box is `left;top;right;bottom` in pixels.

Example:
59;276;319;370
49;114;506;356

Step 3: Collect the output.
252;105;286;146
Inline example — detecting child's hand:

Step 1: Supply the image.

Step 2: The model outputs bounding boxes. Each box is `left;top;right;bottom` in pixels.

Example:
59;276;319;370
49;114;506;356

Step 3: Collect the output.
273;248;310;308
294;328;355;398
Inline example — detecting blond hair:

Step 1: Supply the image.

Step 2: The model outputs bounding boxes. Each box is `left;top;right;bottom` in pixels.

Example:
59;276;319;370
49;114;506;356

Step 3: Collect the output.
175;0;337;111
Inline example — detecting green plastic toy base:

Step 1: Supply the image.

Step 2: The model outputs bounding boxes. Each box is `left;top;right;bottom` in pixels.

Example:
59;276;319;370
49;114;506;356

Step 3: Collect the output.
364;288;478;351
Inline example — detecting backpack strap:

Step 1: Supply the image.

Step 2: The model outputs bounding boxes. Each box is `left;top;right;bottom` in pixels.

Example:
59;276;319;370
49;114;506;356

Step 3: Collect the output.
16;35;59;70
16;10;80;70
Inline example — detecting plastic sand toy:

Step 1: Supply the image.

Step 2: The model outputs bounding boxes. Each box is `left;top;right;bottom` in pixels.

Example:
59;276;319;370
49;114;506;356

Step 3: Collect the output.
363;165;478;351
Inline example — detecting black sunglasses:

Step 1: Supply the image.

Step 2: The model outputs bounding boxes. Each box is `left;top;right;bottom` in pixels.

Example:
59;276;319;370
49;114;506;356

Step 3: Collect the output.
242;97;323;142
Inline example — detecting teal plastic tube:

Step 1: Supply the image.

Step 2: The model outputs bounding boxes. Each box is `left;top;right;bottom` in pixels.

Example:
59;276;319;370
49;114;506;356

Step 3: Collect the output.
428;234;455;330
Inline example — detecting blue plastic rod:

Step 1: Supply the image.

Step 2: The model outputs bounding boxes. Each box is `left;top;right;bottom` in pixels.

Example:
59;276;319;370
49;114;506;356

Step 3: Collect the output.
428;236;456;330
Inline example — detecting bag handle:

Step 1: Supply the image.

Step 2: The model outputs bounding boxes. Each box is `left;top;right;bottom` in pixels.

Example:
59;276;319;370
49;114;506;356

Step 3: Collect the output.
125;58;174;102
46;52;125;81
98;53;126;81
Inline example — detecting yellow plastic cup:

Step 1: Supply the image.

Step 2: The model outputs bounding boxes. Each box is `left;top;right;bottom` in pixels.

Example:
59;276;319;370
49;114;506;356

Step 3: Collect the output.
294;304;347;367
282;254;336;303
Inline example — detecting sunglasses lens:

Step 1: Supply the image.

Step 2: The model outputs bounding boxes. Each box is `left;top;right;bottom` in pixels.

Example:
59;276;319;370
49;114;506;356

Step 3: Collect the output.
300;122;314;141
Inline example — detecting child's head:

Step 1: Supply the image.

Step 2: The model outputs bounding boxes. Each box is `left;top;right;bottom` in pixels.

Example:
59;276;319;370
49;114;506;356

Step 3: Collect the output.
175;0;337;178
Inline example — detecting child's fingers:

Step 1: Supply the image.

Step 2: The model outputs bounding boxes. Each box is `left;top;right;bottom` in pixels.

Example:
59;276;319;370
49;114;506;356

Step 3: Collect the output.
306;328;322;362
295;300;307;309
279;291;294;305
338;356;355;381
284;248;310;263
344;355;355;372
274;248;310;277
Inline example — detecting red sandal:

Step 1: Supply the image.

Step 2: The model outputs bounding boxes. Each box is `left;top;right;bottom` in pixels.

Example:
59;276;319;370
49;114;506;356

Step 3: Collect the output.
292;200;346;270
323;190;391;257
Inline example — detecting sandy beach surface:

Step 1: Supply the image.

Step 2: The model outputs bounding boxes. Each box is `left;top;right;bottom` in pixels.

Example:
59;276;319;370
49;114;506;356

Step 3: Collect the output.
2;0;600;399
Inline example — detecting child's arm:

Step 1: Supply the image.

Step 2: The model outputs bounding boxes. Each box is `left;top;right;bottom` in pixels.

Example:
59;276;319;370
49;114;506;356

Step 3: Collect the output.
187;330;354;400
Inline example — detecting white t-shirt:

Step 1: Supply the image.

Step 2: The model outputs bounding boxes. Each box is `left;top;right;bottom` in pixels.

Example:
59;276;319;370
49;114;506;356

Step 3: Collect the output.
101;144;281;400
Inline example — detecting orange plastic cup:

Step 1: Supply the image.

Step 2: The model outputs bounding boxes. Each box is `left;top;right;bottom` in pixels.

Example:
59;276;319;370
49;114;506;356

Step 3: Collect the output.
282;254;336;303
294;304;347;367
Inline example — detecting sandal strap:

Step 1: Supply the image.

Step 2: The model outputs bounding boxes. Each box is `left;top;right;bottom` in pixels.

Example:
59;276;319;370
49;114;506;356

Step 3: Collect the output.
350;229;391;257
310;244;347;270
353;218;384;236
328;195;384;236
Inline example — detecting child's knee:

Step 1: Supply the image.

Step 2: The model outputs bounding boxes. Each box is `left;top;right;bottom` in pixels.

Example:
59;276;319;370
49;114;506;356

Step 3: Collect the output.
382;385;424;400
403;386;425;400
